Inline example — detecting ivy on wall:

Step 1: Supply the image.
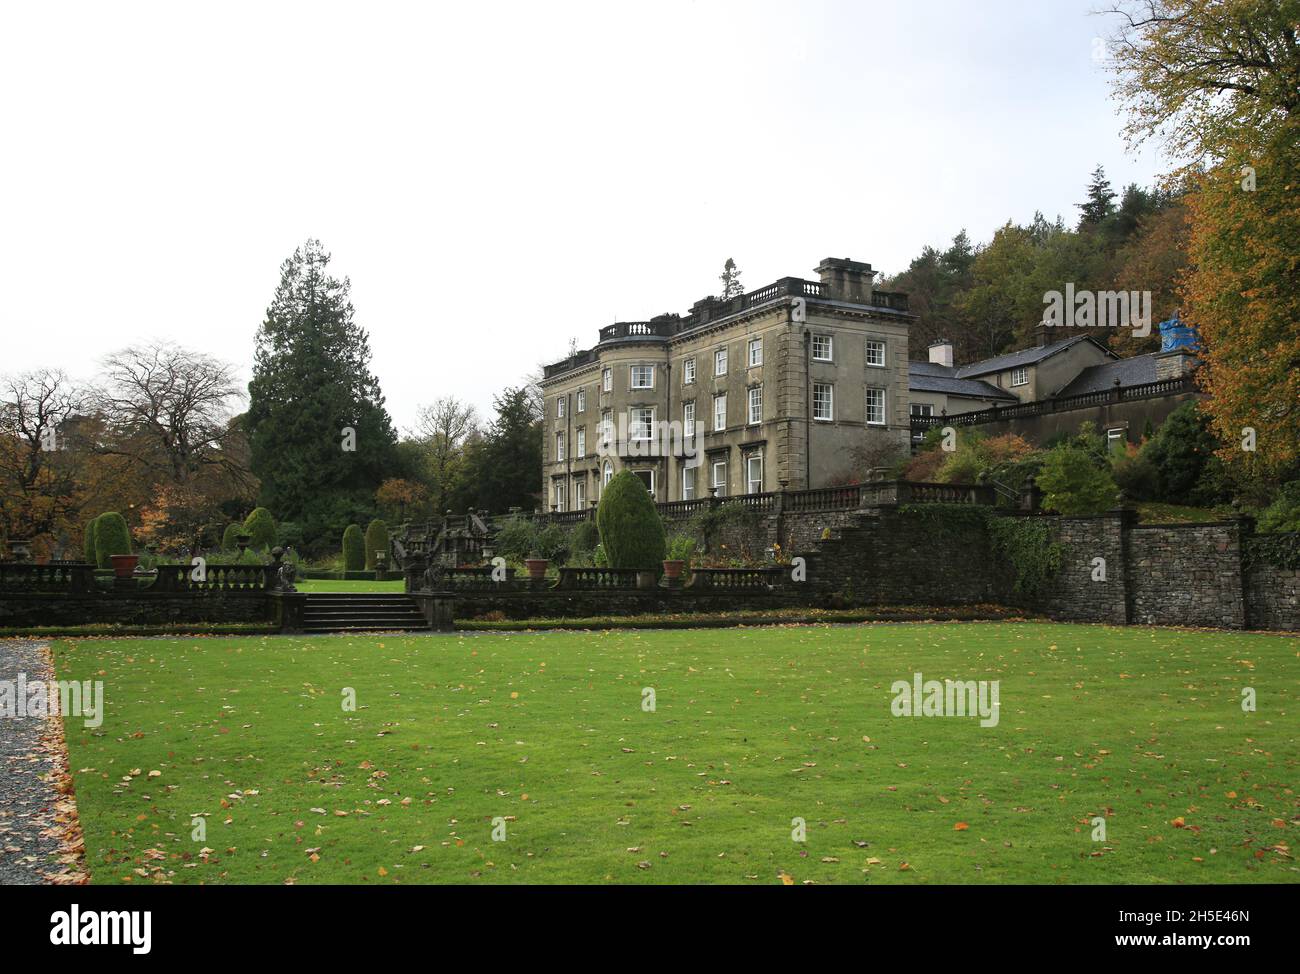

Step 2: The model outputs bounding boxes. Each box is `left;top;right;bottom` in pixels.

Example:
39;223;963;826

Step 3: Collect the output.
899;504;1062;599
1244;532;1300;571
986;517;1063;598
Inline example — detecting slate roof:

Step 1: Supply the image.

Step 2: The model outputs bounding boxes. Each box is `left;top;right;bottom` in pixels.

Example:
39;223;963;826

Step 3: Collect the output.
907;362;1017;401
1056;353;1159;396
953;335;1114;378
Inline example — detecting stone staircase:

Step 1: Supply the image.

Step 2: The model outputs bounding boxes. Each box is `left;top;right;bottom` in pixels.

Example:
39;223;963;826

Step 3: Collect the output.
301;593;430;633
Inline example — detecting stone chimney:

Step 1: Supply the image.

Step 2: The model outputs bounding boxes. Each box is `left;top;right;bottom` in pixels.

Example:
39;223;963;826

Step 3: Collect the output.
1154;347;1199;380
928;340;954;368
815;257;875;304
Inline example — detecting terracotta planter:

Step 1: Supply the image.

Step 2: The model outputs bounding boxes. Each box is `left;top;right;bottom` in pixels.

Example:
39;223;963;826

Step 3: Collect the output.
662;559;685;579
110;554;140;578
525;558;549;581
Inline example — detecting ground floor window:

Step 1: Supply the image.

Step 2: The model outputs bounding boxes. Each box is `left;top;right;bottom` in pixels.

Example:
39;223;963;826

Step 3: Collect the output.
633;468;655;497
745;452;763;494
682;464;695;500
552;477;566;512
1107;427;1126;451
910;402;934;418
711;459;728;496
575;478;586;510
865;387;886;426
603;460;613;488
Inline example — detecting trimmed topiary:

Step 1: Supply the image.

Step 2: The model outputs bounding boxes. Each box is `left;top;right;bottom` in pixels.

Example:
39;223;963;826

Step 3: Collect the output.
221;523;243;551
596;470;667;570
243;507;277;551
82;519;96;565
364;519;389;569
92;512;132;569
342;523;365;572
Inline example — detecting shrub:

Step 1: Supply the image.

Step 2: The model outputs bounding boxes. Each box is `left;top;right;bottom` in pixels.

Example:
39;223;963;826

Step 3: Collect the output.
493;516;538;563
1036;445;1119;516
221;523;243;551
532;522;570;562
342;524;365;571
92;512;132;568
596;470;667;569
82;520;96;565
1258;481;1300;534
1111;443;1159;501
243;507;277;551
1140;401;1226;504
276;521;304;551
666;534;696;564
364;519;389;569
987;517;1063;598
569;520;600;556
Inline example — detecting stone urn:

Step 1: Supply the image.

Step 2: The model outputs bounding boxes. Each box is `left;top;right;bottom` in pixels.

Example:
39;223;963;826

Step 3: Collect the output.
110;554;140;578
7;539;33;563
525;558;549;581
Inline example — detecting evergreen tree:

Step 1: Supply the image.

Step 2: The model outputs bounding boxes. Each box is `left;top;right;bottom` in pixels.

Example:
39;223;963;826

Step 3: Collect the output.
1077;165;1117;229
246;241;398;549
719;258;744;299
466;386;543;513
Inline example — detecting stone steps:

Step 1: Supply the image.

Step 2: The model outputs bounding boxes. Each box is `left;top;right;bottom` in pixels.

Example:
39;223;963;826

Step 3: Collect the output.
301;593;429;633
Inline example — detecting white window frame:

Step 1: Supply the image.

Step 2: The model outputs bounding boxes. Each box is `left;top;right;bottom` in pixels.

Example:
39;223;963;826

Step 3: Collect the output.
812;334;833;362
600;410;613;447
682;464;695;500
1011;366;1028;387
714;347;728;376
812;383;834;422
576;389;586;412
576;427;586;457
865;388;886;426
630;406;654;442
602;460;613;488
630;364;654;390
555;432;565;461
747;337;762;367
865;339;885;367
745;452;763;495
553;478;566;512
574;478;586;510
556;396;566;418
747;385;762;425
683;358;696;385
602;368;612;392
683;401;695;439
713;393;727;432
633;468;655;497
1107;427;1125;450
910;402;934;418
711;459;727;496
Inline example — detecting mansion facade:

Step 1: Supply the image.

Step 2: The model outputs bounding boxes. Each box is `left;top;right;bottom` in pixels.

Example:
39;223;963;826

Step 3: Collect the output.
538;258;913;508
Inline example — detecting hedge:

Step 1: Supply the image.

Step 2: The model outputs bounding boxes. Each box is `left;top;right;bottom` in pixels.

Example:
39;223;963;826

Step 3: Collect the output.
342;524;365;572
82;520;96;565
92;512;132;569
365;519;389;569
221;523;243;551
243;507;277;551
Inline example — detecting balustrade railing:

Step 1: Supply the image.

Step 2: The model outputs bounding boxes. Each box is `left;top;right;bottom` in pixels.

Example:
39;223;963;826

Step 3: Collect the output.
554;567;641;589
688;567;786;589
0;562;96;593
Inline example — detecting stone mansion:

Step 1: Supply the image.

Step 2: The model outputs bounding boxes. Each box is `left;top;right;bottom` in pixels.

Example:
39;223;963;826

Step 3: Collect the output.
539;258;913;508
539;256;1201;510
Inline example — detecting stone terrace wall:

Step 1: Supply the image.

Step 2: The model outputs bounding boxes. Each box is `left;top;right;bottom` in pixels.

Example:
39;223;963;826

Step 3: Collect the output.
0;591;274;629
1037;513;1128;624
1128;523;1246;628
1245;562;1300;631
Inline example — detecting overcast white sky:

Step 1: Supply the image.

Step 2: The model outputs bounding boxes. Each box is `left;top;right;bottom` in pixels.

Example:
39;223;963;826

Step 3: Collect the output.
0;0;1165;429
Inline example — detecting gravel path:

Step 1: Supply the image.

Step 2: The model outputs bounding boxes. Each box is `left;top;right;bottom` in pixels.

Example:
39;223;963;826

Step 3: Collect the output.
0;640;70;885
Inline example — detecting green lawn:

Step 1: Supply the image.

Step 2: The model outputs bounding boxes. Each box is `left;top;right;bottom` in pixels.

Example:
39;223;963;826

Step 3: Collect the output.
295;579;406;593
53;622;1299;885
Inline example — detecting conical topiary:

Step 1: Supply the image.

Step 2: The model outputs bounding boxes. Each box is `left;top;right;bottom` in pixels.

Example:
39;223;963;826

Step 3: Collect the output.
342;523;365;572
595;470;666;570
